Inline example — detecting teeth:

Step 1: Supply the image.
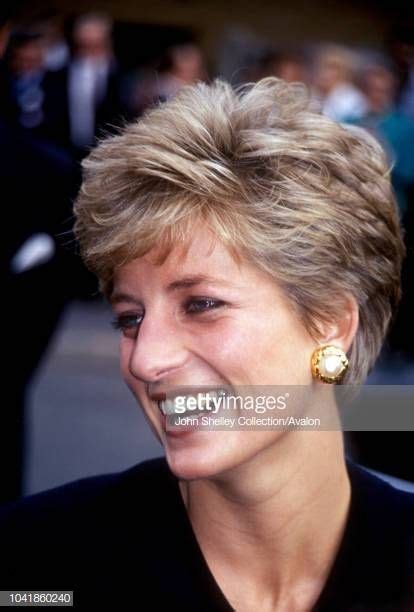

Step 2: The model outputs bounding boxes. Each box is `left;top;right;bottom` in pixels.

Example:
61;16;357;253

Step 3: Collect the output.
158;389;227;416
158;398;180;416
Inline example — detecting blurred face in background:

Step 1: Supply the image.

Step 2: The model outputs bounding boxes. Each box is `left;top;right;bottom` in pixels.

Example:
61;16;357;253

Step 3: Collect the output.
274;58;306;83
263;53;307;84
72;20;112;59
313;50;352;95
10;39;44;76
363;67;396;114
170;44;206;83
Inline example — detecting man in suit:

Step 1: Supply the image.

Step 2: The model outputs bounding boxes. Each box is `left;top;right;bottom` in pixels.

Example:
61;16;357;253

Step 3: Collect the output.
42;13;125;156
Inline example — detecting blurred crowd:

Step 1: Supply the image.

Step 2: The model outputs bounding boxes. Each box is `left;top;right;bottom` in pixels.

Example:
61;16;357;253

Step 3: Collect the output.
3;14;414;170
2;14;414;223
1;8;414;503
0;13;208;156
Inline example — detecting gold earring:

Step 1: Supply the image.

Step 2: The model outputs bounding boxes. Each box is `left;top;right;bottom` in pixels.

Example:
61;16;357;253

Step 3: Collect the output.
311;345;348;384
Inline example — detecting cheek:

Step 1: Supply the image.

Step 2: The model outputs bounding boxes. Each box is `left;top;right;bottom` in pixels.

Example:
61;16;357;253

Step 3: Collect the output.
192;314;290;384
212;307;313;384
194;318;252;376
261;316;313;384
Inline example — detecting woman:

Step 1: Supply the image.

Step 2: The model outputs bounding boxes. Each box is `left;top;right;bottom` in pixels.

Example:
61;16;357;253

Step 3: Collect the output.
0;78;413;611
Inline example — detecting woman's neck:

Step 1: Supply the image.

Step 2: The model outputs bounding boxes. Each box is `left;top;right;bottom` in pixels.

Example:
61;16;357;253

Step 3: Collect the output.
178;431;351;611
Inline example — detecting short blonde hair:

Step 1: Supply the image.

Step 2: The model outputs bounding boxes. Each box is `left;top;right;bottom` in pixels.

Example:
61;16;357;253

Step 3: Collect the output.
74;77;405;385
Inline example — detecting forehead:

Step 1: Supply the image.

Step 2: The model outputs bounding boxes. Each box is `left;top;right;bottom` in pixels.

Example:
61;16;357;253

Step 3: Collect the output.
113;225;244;288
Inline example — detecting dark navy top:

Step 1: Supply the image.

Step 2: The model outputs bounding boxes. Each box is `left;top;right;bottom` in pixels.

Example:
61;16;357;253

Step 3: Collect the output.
0;457;413;610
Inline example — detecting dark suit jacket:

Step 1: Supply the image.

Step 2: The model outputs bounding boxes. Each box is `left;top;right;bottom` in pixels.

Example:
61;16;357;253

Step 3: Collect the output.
41;63;125;152
0;457;413;610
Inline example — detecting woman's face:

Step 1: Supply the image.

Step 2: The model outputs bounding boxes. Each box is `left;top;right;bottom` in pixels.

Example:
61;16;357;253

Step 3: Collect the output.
111;224;318;480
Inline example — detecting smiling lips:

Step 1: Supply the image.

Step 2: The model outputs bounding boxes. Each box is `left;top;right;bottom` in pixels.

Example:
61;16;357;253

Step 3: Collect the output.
156;389;228;416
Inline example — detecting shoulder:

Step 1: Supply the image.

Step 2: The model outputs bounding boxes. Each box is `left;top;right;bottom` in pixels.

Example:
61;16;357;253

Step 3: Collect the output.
336;461;414;607
310;462;414;611
346;459;414;518
345;460;414;557
0;457;194;605
0;456;170;533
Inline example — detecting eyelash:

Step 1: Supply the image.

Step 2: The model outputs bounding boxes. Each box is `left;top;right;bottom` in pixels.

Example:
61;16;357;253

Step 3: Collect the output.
111;298;225;335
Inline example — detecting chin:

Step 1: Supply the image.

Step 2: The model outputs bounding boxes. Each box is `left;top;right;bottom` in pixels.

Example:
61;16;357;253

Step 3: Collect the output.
165;447;218;480
164;431;252;481
163;437;233;481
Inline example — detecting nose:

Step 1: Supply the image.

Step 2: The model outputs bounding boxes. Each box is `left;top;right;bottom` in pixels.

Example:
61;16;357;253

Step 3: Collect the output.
128;310;188;383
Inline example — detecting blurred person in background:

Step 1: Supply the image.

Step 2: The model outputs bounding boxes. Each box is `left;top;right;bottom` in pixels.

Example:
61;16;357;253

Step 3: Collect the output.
38;13;69;72
351;62;414;216
156;43;207;101
130;42;207;117
0;30;46;131
126;64;163;117
0;3;95;505
386;25;414;118
312;44;368;122
41;12;125;155
258;48;309;85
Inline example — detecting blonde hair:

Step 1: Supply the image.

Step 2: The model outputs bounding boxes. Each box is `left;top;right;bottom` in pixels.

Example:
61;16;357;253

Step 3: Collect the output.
74;77;405;385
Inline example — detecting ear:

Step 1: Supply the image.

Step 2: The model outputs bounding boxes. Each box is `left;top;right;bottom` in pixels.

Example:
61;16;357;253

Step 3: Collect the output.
317;293;359;353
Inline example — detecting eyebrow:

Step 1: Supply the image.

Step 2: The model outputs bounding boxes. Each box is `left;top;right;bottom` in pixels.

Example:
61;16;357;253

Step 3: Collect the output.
166;274;232;291
110;274;233;304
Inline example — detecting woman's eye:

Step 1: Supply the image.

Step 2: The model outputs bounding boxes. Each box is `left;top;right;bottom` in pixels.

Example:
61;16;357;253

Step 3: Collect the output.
185;298;225;314
111;300;223;337
111;313;143;338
